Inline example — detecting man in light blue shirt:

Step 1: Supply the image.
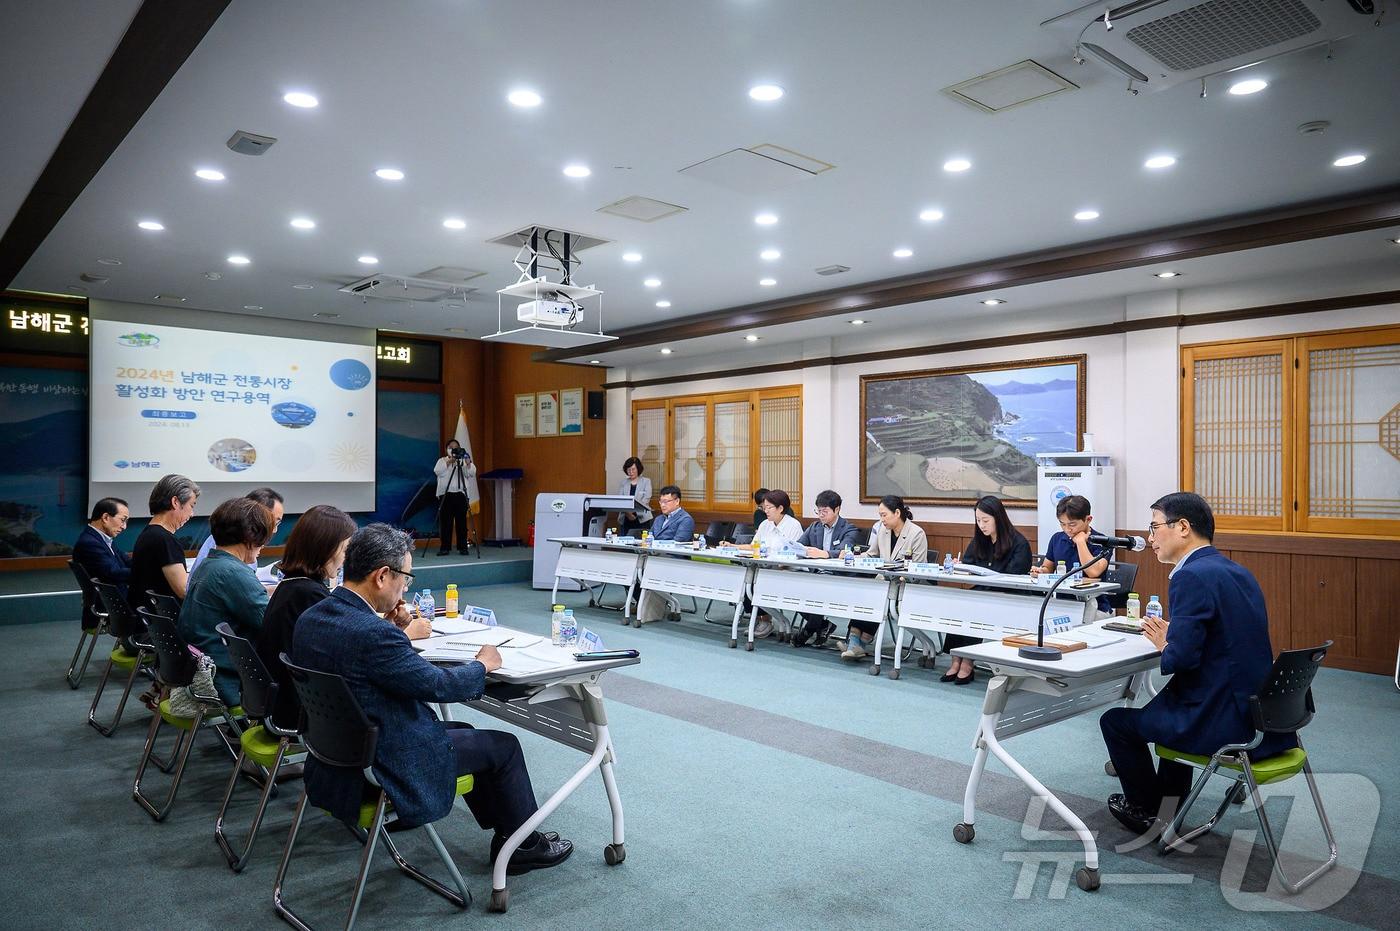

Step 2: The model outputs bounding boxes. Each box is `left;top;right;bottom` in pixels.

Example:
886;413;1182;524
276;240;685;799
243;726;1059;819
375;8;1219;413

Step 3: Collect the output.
648;485;695;542
190;487;284;574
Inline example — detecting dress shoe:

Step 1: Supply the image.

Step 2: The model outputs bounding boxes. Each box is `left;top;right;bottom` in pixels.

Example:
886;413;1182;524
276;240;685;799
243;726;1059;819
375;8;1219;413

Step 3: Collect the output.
811;621;836;647
790;627;813;647
954;668;975;685
1107;793;1157;836
939;670;959;683
437;549;450;556
490;832;574;875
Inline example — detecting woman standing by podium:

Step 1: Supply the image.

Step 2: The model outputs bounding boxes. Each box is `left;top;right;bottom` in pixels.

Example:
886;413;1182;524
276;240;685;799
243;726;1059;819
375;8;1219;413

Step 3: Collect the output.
616;457;653;534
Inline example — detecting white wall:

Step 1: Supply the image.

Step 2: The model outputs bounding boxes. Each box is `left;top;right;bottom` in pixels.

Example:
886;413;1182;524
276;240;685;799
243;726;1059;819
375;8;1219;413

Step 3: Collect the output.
606;294;1400;532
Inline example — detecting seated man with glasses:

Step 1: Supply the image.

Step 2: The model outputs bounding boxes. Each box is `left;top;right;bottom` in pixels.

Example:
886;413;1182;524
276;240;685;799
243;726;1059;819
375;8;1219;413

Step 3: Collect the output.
292;523;573;873
1099;492;1292;836
648;484;695;543
790;489;863;648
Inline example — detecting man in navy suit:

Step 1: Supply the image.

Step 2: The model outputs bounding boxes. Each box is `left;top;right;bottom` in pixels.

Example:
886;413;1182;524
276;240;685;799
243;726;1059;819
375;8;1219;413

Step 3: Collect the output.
1100;492;1291;834
72;498;132;627
648;484;695;542
292;523;572;873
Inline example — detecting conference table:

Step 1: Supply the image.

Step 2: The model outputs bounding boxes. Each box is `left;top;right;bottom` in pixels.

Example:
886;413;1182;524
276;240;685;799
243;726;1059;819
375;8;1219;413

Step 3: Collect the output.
948;624;1161;893
418;621;638;913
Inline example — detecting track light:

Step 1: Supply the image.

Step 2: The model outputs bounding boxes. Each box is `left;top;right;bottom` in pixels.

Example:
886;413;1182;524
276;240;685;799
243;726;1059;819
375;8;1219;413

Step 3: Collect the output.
1102;9;1113;31
1199;78;1207;99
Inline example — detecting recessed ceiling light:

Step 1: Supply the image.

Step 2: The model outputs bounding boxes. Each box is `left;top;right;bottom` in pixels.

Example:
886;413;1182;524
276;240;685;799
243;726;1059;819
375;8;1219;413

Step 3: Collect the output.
358;255;378;265
283;91;319;108
622;252;642;262
1074;209;1100;221
137;220;164;231
227;254;251;265
507;89;542;108
745;334;760;342
563;164;591;178
759;277;777;286
374;168;405;181
643;278;661;288
292;284;314;290
442;218;466;230
1228;78;1268;96
445;327;467;333
290;217;316;230
313;312;341;319
981;298;1006;306
943;158;972;173
919;208;944;222
1154;271;1181;279
97;258;122;266
589;359;602;364
1332;153;1366;168
203;272;222;280
154;294;186;302
850;319;865;326
243;304;263;310
1389;237;1400;245
760;248;781;261
748;84;784;102
754;212;778;226
655;300;671;308
660;347;673;355
195;168;225;181
892;248;913;258
1144;154;1177;169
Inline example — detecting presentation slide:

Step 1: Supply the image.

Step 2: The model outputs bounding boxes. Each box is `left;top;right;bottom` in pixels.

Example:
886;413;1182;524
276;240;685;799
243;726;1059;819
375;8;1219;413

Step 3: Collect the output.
89;319;376;511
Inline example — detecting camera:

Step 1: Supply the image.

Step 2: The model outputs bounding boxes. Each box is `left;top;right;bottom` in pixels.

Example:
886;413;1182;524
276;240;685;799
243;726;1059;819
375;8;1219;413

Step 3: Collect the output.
450;447;467;460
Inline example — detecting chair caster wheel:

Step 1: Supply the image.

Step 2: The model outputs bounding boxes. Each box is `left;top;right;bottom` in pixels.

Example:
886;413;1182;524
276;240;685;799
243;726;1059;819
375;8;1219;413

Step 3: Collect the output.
745;642;754;652
953;822;974;844
631;619;641;628
729;639;737;648
1104;761;1116;776
1075;867;1100;892
490;889;509;912
868;665;880;676
604;843;626;865
889;668;901;680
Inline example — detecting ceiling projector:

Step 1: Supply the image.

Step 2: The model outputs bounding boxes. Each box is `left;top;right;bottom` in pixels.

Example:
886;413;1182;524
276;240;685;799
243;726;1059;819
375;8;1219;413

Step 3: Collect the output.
517;297;579;327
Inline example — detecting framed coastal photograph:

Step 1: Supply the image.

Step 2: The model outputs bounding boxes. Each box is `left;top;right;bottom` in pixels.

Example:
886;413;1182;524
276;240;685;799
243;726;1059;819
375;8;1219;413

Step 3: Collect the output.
860;354;1085;507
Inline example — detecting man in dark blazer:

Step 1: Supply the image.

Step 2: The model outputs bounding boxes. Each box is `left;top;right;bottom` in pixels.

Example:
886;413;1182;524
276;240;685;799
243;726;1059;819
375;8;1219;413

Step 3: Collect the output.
1100;492;1291;834
791;490;865;647
292;523;572;873
648;485;695;542
72;497;132;627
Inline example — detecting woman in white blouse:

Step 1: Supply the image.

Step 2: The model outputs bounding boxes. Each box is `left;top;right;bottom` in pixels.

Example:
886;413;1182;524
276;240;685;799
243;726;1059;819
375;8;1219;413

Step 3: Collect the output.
616;457;653;534
724;489;802;639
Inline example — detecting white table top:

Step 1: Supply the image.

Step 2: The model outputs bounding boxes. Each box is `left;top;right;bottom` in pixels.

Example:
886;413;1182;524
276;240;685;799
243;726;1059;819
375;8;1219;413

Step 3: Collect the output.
416;622;639;684
951;621;1161;678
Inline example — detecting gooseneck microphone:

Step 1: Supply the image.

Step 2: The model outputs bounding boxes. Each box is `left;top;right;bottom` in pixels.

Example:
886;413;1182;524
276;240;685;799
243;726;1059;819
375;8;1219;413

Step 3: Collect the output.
1087;531;1146;552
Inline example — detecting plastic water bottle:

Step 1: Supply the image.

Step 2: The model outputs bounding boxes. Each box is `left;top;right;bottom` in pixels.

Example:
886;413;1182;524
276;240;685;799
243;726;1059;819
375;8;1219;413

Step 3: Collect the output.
445;584;459;618
1056;560;1068;578
418;588;435;621
561;609;578;647
1145;595;1163;620
842;544;854;567
943;552;954;571
551;604;566;646
1126;592;1141;620
1071;561;1082;580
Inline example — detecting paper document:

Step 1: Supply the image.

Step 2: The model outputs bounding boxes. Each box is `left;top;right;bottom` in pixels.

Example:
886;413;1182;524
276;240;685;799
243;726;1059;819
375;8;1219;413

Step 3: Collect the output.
439;630;542;649
1073;627;1126;648
431;617;490;636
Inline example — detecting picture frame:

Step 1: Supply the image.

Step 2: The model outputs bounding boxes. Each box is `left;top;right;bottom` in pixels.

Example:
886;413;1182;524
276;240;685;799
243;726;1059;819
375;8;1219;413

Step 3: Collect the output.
536;390;559;436
860;354;1086;507
514;393;535;438
559;387;584;435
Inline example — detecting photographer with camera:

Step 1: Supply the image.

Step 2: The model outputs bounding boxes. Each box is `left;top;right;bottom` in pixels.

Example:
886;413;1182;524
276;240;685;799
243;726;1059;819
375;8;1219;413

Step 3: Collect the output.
433;439;476;555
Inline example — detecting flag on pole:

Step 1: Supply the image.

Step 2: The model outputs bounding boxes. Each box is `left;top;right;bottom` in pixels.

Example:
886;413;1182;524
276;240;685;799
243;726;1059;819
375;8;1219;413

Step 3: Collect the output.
453;401;481;514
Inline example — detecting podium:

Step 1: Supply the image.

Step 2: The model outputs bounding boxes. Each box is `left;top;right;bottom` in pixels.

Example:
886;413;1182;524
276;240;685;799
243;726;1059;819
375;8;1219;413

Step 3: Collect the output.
532;493;639;589
480;468;523;546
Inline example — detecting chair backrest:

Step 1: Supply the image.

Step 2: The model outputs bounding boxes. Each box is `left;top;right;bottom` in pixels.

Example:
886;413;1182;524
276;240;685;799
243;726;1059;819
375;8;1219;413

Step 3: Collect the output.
136;608;198;688
91;580;145;641
68;560;106;629
280;654;378;769
704;521;734;546
216;622;278;721
730;528;755;545
1251;641;1331;734
146;591;181;619
1101;561;1139;611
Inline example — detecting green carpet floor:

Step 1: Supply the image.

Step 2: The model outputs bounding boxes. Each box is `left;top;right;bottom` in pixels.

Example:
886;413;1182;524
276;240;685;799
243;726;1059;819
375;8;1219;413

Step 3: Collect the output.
1;581;1395;929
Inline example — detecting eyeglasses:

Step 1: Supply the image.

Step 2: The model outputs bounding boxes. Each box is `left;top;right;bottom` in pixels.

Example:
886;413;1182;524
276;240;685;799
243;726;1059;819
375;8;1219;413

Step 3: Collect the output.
381;565;415;583
814;507;835;516
1146;519;1183;535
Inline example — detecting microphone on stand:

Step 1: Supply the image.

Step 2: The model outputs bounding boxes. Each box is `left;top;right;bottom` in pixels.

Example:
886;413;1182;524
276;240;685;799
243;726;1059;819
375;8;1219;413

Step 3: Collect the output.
1087;531;1146;552
1018;531;1142;661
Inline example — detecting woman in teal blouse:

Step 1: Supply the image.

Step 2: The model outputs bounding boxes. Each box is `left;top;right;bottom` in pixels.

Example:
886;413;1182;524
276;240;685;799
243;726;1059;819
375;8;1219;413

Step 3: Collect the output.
177;497;275;705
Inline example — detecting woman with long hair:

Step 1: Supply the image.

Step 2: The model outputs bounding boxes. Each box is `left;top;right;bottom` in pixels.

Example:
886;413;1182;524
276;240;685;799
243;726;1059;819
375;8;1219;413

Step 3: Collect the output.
946;495;1032;684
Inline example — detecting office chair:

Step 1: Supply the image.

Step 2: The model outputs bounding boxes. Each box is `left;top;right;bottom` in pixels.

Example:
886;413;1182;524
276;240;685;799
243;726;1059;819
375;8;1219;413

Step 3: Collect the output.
66;560;107;689
274;656;471;931
87;581;155;736
145;590;182;620
213;622;306;872
1101;561;1139;613
1156;642;1338;894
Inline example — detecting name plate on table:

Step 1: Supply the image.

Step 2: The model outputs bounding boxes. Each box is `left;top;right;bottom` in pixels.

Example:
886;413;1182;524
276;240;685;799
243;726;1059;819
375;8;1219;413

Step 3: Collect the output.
856;557;883;567
905;563;943;575
766;554;799;562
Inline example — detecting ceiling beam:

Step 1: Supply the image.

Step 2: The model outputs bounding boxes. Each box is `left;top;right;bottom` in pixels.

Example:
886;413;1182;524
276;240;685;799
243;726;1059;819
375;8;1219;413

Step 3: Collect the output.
0;0;231;290
536;184;1400;363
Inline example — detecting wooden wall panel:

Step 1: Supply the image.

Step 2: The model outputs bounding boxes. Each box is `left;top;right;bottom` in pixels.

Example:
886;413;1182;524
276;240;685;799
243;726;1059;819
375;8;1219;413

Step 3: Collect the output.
481;343;608;540
1224;550;1294;655
437;338;487;538
1355;559;1400;676
1290;555;1357;663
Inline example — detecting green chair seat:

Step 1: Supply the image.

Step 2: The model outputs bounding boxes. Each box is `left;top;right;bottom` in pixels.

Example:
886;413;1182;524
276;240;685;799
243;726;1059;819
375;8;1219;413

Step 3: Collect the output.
239;725;303;768
346;774;475;829
1157;745;1309;785
83;626;99;636
157;698;201;730
110;645;145;669
228;705;244;718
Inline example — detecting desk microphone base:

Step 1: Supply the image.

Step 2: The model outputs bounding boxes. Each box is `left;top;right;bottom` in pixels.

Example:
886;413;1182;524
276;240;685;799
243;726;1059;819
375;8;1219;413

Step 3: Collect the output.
1017;644;1064;661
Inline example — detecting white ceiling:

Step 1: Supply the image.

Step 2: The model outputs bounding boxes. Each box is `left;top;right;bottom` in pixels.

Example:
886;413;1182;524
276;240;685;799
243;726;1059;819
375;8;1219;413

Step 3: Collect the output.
9;0;1400;347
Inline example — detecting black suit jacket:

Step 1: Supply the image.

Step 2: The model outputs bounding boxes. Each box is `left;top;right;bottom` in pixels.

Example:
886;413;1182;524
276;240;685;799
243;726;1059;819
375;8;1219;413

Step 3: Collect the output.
72;525;132;627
